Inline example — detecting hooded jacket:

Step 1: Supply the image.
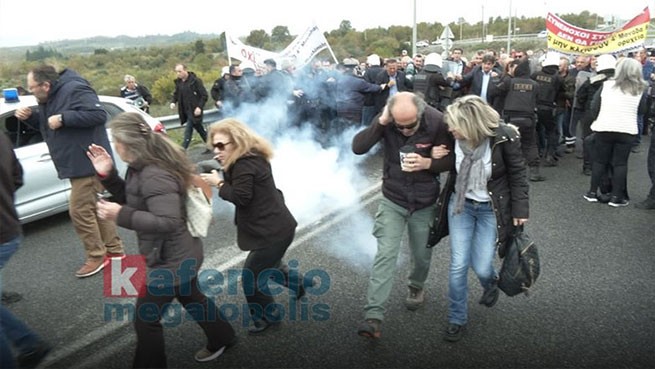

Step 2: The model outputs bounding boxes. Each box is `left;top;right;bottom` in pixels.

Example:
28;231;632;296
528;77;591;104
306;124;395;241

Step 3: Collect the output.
24;69;112;179
171;71;208;125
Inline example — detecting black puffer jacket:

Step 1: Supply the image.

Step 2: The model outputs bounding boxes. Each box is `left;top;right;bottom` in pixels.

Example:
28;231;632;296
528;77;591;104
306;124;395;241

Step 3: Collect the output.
101;162;203;283
450;123;530;248
352;105;454;212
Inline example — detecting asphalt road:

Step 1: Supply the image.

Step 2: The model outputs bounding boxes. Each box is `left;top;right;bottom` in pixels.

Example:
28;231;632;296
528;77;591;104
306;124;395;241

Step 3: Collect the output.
3;137;654;369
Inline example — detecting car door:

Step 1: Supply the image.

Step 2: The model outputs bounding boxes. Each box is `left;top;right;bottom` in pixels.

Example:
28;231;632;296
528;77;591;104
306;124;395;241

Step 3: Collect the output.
0;110;71;223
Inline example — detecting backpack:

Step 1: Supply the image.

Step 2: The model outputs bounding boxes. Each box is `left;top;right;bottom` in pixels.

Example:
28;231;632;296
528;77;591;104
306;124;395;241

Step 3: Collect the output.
498;225;540;297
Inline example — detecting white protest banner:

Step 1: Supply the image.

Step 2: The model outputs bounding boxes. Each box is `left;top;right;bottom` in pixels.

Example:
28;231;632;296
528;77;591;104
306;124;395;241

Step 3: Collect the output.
279;24;337;68
225;32;277;70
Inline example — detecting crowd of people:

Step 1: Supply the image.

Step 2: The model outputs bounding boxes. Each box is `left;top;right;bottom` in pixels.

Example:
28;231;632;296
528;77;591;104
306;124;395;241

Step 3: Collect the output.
2;42;654;367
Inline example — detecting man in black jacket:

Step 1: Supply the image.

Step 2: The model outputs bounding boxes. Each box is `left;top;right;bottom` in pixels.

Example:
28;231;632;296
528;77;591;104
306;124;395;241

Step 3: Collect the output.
0;132;51;368
15;65;125;278
352;92;453;339
170;63;209;150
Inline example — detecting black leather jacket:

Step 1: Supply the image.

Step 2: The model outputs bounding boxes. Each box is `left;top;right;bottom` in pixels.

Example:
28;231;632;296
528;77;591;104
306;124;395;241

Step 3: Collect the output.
449;123;530;248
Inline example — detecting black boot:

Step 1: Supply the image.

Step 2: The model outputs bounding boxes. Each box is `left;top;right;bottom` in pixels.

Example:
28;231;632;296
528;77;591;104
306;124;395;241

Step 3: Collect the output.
529;166;546;182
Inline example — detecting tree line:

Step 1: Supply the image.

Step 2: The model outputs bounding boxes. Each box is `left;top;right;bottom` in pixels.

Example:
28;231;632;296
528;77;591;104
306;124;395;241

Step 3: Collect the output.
0;10;635;116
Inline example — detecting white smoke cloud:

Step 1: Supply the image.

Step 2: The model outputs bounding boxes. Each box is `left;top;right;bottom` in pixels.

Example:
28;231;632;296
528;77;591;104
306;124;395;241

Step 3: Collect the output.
213;71;381;266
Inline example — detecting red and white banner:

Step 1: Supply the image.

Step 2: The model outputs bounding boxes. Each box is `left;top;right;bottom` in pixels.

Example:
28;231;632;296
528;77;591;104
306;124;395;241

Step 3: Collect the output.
225;32;278;70
546;7;651;55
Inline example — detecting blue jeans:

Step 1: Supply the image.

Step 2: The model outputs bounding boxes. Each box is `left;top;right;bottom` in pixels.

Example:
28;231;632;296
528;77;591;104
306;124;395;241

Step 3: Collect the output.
447;197;497;326
1;236;43;369
364;196;435;321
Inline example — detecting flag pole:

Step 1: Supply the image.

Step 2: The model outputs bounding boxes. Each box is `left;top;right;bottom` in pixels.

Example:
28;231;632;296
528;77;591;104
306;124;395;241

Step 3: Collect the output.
325;39;339;65
225;32;232;65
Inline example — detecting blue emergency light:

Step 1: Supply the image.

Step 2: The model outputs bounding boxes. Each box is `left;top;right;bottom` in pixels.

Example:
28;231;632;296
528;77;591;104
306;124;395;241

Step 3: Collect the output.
3;88;19;103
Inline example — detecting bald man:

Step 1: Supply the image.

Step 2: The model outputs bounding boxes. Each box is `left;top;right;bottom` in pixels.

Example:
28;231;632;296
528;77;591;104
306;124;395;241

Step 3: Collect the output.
352;92;454;339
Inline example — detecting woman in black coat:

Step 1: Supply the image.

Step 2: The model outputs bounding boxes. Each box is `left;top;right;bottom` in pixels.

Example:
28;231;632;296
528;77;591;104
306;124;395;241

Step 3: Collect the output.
201;118;308;334
88;112;235;368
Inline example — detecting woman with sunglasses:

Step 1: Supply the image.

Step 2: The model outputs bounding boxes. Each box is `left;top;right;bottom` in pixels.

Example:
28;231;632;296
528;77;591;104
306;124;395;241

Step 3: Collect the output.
87;112;236;367
432;95;529;342
201;118;307;334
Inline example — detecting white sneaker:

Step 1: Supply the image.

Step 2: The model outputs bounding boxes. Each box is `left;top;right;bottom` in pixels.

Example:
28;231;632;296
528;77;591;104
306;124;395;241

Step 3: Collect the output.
194;346;226;362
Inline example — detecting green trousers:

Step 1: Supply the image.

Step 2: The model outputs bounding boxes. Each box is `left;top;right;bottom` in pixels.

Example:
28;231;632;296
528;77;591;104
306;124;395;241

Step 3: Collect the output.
363;196;436;321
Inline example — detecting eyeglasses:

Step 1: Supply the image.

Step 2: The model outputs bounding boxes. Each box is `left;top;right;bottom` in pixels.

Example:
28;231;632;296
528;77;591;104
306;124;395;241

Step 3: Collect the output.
27;82;44;92
212;141;232;151
394;120;419;131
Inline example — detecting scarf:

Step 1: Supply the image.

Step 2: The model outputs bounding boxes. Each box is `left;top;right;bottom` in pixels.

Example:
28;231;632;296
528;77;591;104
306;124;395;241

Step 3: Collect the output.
453;138;489;214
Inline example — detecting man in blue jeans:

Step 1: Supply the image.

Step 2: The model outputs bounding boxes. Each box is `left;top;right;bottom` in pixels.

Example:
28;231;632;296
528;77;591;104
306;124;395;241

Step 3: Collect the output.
0;133;50;368
352;92;453;339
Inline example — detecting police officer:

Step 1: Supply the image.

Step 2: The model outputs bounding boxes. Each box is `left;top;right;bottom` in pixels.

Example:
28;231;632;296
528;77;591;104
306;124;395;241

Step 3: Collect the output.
532;52;565;167
497;58;544;181
412;53;454;112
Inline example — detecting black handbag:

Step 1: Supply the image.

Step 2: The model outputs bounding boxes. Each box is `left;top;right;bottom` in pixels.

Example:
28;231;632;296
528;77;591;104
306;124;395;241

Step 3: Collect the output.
426;171;455;248
498;225;540;296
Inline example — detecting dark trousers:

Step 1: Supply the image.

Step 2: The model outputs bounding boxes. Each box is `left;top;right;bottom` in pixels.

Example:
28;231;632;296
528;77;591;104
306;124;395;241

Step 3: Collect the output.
243;232;298;322
589;132;635;200
182;116;208;149
647;131;655;199
132;277;235;368
507;115;540;167
536;108;558;158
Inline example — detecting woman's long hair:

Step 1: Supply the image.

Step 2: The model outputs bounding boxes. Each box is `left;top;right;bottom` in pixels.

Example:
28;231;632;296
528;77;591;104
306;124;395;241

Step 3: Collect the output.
612;57;648;96
108;112;195;188
444;95;499;148
206;118;274;171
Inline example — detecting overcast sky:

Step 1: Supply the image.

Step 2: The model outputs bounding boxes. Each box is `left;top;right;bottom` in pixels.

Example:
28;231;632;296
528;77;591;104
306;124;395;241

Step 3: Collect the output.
0;0;652;47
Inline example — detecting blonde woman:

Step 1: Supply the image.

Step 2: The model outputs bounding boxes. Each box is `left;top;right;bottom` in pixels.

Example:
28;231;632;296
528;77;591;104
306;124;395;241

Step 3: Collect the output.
201;118;309;334
433;95;529;342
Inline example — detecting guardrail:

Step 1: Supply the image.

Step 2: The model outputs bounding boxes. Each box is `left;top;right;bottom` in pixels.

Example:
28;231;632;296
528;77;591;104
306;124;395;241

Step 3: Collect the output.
159;108;221;131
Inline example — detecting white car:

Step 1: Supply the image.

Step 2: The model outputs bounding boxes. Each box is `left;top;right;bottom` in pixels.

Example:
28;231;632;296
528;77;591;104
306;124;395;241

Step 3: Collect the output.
537;30;548;38
0;94;166;224
415;40;430;48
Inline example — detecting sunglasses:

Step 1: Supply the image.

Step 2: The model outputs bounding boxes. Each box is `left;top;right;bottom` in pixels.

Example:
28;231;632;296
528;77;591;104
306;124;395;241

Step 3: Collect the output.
212;141;232;151
394;120;419;131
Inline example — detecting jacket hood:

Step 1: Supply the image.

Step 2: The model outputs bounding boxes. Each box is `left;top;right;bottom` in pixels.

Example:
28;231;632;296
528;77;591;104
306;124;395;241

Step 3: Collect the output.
51;69;88;95
514;60;531;78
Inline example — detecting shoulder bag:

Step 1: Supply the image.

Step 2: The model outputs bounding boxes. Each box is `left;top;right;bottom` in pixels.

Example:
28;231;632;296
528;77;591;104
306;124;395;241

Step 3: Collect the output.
498;225;540;296
426;171;455;248
185;174;213;238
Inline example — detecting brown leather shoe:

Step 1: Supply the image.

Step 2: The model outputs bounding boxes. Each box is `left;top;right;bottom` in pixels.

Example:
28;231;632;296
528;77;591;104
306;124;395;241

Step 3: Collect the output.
75;258;106;278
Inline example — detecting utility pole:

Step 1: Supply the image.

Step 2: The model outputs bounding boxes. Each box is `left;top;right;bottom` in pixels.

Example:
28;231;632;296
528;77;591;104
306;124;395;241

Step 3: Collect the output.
506;0;512;53
412;0;417;56
481;5;485;43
